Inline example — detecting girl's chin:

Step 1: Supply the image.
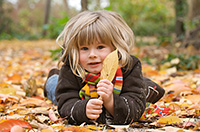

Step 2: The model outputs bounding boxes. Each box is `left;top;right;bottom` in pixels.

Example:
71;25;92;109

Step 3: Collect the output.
88;69;101;74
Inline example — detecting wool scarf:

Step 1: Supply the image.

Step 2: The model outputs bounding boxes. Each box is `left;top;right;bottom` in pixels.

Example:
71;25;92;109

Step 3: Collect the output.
79;67;123;100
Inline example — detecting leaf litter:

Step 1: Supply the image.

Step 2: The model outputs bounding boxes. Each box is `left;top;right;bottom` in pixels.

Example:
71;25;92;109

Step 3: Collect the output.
0;40;199;132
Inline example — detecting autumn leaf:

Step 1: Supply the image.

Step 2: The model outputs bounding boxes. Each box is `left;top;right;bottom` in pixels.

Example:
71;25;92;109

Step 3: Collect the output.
168;102;181;111
41;128;54;132
7;73;22;84
185;94;200;104
0;119;32;132
10;125;24;132
63;126;95;132
158;116;182;124
0;83;16;95
20;97;49;107
108;125;129;131
48;108;58;122
101;49;119;81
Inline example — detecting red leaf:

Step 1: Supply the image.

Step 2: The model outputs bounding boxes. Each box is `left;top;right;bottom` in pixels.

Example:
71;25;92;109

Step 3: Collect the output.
0;119;33;132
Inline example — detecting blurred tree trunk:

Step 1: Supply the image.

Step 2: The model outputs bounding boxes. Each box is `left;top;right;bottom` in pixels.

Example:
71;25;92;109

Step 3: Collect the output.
184;0;200;48
63;0;71;16
63;0;70;12
0;0;4;33
175;0;186;40
81;0;88;11
43;0;51;36
187;0;200;20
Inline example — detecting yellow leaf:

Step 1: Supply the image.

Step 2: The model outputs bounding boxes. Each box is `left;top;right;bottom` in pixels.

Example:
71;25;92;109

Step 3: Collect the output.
63;126;94;132
168;102;181;111
0;86;16;95
158;116;182;124
101;49;118;81
41;129;54;132
86;125;103;130
0;104;5;112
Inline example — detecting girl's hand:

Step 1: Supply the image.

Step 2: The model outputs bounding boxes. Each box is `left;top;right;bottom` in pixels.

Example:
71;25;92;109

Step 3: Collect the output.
97;79;114;115
97;79;114;103
86;98;103;120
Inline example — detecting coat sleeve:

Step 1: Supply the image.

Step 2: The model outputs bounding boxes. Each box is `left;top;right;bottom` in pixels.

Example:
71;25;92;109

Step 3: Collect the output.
55;64;91;125
112;56;146;124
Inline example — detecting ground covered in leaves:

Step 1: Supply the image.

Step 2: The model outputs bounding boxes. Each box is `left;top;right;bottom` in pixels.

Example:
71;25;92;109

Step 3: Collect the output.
0;40;199;132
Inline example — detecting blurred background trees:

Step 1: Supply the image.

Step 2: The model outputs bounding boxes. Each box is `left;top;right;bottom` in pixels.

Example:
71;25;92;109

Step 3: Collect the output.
0;0;200;49
0;0;199;70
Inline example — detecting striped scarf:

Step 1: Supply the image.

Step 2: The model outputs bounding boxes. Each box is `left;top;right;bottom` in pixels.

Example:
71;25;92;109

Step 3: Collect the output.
79;67;123;100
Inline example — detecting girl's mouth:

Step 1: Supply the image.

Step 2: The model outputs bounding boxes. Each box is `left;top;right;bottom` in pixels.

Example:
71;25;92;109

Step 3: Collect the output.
89;62;100;67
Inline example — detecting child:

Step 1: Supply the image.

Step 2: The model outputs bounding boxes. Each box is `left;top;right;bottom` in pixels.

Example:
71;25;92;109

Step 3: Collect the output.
44;10;165;125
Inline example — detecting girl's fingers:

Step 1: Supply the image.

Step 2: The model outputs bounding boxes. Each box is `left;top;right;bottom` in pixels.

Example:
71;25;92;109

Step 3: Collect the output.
87;114;100;119
97;79;113;87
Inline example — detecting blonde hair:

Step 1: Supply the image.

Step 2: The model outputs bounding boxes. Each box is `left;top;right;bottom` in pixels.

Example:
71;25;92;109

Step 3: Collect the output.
56;10;135;79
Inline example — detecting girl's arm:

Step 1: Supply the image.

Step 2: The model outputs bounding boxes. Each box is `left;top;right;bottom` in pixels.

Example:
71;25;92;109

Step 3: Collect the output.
55;64;91;124
112;56;146;124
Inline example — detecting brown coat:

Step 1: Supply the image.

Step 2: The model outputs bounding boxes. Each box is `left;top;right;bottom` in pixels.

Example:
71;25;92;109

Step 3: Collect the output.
55;55;146;125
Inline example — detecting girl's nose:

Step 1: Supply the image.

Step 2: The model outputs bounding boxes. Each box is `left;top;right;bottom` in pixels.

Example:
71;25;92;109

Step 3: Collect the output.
89;49;97;58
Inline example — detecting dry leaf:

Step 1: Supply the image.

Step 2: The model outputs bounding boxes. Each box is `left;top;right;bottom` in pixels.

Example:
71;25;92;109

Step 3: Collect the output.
49;109;58;122
101;49;118;81
10;125;24;132
108;125;129;130
158;116;182;124
0;119;32;131
63;126;94;132
7;73;22;84
185;95;200;104
168;102;181;111
41;128;54;132
20;97;49;107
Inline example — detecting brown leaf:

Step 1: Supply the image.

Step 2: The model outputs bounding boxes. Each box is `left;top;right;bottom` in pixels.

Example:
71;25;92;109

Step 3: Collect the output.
101;49;118;81
23;77;37;97
20;97;49;107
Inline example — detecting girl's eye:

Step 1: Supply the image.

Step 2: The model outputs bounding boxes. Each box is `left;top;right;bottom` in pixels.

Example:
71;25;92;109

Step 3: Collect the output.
80;47;88;50
97;46;104;49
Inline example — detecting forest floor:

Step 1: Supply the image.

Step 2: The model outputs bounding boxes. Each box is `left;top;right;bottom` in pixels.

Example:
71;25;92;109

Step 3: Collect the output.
0;39;199;132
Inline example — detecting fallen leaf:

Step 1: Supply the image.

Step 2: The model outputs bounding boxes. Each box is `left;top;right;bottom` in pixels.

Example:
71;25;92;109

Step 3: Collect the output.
0;119;32;132
49;109;58;122
185;95;200;104
41;128;54;132
7;73;22;84
108;125;129;130
158;116;182;124
20;97;49;107
63;126;94;132
168;102;181;111
10;125;24;132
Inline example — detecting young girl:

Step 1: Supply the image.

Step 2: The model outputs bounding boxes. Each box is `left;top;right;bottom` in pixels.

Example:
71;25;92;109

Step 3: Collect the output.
44;10;165;125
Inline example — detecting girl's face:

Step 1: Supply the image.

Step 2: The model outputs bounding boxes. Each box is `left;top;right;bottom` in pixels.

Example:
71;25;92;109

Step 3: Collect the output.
79;43;114;74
